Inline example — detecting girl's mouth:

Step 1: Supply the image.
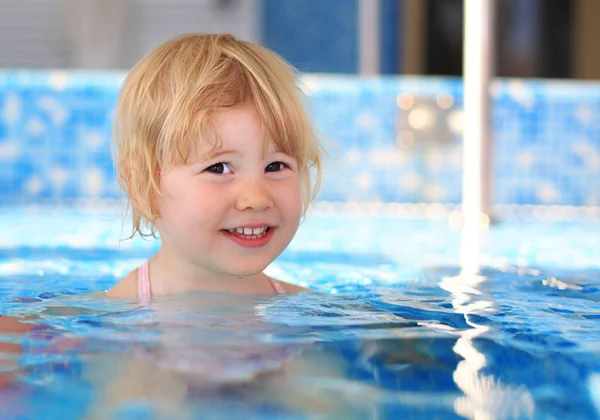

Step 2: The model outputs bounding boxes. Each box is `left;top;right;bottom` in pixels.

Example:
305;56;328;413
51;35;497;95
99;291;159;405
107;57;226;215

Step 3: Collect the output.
225;226;269;238
220;227;275;248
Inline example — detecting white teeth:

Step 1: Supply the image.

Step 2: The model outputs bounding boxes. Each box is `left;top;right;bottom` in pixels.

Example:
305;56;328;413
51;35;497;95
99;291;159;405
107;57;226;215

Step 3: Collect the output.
227;226;268;238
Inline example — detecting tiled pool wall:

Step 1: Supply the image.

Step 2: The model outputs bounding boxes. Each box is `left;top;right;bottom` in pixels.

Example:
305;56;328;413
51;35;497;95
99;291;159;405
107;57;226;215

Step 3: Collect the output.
1;71;600;208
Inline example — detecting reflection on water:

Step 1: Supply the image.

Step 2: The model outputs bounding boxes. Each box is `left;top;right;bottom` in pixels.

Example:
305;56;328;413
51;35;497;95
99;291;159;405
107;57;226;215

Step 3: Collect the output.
441;272;534;420
450;220;534;419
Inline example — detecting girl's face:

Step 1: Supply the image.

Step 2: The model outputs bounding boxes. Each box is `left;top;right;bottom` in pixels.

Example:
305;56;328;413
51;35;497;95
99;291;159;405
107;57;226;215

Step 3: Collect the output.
154;103;302;279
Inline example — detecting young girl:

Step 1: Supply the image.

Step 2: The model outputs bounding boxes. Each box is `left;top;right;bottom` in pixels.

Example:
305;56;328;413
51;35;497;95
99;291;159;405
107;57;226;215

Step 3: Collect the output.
85;33;366;417
106;32;323;303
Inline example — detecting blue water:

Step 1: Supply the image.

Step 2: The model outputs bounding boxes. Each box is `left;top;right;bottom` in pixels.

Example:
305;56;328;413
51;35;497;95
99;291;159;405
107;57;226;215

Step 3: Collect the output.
1;207;599;419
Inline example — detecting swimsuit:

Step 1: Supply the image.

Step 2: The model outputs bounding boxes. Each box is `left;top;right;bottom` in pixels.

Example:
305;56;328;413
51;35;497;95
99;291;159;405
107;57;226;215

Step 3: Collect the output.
136;260;287;306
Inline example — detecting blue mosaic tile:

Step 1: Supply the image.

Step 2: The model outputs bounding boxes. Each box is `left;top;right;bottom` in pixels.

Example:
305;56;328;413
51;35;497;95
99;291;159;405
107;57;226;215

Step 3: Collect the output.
2;71;600;207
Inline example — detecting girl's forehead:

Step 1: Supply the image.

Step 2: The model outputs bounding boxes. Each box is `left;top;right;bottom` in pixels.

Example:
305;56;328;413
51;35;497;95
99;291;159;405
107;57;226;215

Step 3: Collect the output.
179;102;297;162
212;102;262;125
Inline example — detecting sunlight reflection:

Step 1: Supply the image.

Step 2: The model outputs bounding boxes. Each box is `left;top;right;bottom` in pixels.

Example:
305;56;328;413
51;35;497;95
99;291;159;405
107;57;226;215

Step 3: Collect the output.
441;270;535;419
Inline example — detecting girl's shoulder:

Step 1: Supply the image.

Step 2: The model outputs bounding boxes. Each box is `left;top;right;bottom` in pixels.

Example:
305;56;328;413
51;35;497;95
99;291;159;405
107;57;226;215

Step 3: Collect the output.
275;280;310;294
105;269;139;301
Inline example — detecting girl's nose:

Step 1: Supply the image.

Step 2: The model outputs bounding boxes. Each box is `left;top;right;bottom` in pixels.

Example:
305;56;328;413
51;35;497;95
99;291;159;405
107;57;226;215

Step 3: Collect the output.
235;179;274;211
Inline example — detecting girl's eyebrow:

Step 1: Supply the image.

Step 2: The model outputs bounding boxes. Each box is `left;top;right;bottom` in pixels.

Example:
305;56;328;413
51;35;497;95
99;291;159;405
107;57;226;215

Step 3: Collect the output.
192;148;292;163
202;149;238;161
187;149;236;166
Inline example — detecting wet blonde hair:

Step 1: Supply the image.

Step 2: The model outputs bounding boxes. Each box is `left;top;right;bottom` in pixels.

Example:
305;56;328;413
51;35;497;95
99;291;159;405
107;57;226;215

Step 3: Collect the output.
114;33;323;238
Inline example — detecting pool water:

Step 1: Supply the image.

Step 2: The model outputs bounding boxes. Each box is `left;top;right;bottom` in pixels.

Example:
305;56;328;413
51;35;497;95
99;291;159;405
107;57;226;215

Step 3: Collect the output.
1;207;599;419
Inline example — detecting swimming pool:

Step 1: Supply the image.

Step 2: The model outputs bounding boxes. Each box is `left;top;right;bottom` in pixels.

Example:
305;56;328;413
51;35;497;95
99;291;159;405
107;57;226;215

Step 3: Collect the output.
2;70;600;418
1;206;599;419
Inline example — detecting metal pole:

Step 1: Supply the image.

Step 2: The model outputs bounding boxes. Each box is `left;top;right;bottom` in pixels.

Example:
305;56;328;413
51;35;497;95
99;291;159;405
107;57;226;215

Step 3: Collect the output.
359;0;381;75
461;0;495;272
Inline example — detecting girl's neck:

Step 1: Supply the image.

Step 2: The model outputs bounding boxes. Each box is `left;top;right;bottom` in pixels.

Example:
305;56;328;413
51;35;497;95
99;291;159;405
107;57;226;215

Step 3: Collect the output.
148;248;273;296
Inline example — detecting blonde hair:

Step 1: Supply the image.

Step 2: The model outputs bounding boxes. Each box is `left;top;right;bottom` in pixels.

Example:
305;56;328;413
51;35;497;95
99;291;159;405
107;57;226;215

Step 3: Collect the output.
114;33;323;238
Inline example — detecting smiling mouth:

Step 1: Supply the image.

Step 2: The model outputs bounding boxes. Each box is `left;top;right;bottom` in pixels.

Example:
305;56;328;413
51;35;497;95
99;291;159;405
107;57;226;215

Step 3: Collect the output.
220;226;276;248
221;226;272;239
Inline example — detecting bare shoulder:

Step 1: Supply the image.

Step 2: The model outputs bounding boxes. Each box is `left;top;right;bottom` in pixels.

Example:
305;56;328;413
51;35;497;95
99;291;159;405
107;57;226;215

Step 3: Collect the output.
279;281;311;294
105;269;139;300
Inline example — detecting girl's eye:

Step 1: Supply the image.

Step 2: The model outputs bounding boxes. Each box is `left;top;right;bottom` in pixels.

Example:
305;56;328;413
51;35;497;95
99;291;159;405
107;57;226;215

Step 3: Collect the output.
205;163;232;174
265;162;287;173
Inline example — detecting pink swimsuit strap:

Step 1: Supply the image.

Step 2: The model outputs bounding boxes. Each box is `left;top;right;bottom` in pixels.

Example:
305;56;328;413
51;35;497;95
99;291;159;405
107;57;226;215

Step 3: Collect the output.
137;260;287;306
269;275;287;295
137;260;152;306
